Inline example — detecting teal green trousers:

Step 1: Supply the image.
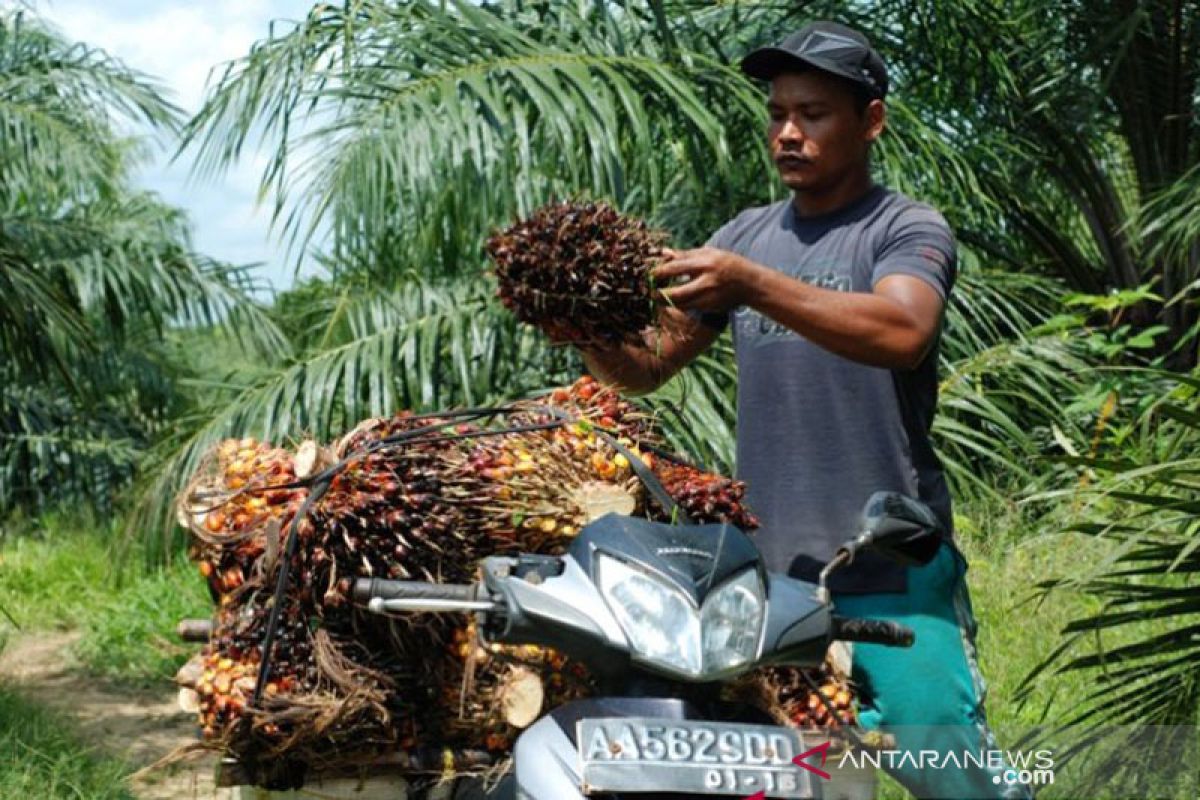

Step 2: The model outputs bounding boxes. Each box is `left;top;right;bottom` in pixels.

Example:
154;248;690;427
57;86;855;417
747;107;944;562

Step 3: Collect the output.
832;542;1034;800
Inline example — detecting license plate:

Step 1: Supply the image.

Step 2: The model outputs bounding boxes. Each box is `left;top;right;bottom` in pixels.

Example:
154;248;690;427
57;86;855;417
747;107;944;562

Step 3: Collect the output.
577;717;811;798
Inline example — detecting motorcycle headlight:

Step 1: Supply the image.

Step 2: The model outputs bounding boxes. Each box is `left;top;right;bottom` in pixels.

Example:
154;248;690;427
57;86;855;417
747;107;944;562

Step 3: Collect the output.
701;567;765;672
597;554;703;675
596;554;764;678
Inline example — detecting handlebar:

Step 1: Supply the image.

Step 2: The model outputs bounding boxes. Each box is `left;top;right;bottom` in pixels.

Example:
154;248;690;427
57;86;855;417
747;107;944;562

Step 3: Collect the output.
351;578;497;614
352;578;479;603
830;616;915;647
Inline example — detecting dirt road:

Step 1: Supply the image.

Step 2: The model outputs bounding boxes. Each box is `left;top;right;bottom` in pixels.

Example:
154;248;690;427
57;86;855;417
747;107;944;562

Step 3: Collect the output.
0;631;230;799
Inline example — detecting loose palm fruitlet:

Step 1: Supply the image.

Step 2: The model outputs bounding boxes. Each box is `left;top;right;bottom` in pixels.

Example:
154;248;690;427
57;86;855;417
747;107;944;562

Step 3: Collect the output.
176;377;759;775
486;200;667;344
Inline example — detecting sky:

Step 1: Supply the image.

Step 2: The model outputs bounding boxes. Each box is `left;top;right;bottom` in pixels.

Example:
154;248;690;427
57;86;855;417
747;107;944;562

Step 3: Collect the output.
33;0;319;294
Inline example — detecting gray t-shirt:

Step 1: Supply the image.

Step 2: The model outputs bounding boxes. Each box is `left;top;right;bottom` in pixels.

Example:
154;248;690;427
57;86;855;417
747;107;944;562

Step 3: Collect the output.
704;185;956;593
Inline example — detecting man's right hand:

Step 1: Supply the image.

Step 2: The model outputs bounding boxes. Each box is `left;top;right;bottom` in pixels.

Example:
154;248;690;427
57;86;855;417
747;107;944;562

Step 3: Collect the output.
578;306;722;395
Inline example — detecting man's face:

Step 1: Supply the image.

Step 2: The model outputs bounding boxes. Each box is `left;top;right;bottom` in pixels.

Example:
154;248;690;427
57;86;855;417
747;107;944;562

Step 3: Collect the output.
766;70;884;193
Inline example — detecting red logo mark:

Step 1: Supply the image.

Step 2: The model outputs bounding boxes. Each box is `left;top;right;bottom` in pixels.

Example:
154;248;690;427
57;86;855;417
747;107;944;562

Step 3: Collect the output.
793;740;832;780
741;740;832;799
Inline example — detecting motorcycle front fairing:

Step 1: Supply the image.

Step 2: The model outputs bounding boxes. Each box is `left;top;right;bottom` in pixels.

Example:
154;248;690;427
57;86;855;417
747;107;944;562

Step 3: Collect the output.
478;513;835;683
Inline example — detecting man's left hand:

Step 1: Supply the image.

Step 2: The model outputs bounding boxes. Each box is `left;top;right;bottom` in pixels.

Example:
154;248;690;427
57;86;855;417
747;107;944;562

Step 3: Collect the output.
652;247;761;312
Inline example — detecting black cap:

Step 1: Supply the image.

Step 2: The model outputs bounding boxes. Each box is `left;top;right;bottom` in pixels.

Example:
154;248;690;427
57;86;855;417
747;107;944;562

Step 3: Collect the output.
740;21;888;100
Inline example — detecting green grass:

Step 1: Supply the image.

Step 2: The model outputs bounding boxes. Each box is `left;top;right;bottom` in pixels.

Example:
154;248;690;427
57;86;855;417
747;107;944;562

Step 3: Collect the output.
961;500;1185;734
0;512;210;796
0;686;134;799
0;510;210;687
0;514;122;632
72;560;210;689
957;508;1102;735
872;503;1101;800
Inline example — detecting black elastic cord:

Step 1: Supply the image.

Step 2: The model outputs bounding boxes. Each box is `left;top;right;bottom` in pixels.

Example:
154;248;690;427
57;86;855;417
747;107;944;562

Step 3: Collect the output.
373;420;564;449
215;408;692;512
252;477;330;705
194;408;532;505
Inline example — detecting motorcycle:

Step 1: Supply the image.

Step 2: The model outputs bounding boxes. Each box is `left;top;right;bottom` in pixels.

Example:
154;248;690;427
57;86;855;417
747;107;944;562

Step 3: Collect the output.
353;489;944;799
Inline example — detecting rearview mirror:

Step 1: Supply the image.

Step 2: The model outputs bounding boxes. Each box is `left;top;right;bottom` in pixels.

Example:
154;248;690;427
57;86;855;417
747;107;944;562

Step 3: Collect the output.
857;491;943;566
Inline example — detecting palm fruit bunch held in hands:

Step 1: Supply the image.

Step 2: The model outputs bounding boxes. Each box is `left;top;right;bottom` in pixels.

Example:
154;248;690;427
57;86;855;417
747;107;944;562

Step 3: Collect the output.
485;200;668;344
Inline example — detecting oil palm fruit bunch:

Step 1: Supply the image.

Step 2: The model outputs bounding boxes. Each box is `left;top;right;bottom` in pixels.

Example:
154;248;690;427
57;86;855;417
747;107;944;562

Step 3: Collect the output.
485;201;667;345
309;448;474;604
541;374;656;441
430;376;659;548
179;438;307;598
773;663;858;730
440;619;594;751
650;459;760;530
312;411;501;609
442;412;648;549
195;601;317;744
333;411;479;458
196;596;402;758
534;377;759;529
177;380;762;768
194;648;261;740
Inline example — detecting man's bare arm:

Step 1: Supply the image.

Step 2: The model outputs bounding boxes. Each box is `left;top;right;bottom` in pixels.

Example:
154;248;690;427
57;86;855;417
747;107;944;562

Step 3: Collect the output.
581;306;721;394
653;247;943;370
744;271;943;369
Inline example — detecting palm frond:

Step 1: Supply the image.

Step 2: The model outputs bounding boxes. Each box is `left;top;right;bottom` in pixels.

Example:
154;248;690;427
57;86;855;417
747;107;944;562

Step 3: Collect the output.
0;356;160;514
942;266;1064;361
0;246;88;376
1020;375;1200;760
936;335;1092;501
0;9;280;517
0;10;181;197
1139;161;1200;308
644;339;738;471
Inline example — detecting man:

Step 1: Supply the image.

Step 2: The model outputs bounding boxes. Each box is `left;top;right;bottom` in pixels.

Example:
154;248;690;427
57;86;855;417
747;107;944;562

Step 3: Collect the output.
579;21;1030;800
